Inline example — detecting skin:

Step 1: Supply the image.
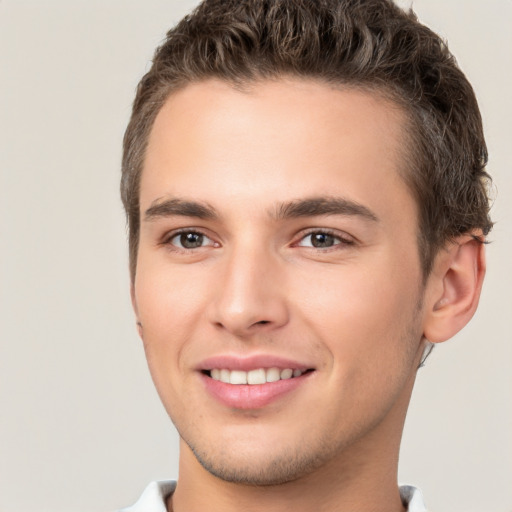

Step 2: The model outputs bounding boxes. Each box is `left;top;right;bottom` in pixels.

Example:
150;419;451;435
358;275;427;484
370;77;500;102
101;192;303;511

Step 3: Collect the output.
132;79;485;512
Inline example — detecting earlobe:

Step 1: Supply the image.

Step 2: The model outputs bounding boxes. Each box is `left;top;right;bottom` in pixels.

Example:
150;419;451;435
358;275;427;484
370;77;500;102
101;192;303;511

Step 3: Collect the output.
423;235;486;344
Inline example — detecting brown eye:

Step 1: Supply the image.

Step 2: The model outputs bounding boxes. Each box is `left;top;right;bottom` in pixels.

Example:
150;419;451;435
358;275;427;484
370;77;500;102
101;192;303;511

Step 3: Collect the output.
298;231;340;248
310;233;336;248
170;231;210;249
296;230;355;250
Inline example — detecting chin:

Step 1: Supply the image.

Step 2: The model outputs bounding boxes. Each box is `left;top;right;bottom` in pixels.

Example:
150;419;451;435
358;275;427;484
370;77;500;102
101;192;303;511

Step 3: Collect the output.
183;432;339;486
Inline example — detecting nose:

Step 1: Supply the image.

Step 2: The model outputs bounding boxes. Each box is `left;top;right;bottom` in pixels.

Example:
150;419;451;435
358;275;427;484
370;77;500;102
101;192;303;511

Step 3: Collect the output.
209;241;289;337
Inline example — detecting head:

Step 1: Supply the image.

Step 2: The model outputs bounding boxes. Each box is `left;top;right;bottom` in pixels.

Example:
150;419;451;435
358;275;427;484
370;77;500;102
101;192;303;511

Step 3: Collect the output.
121;0;492;282
121;0;492;491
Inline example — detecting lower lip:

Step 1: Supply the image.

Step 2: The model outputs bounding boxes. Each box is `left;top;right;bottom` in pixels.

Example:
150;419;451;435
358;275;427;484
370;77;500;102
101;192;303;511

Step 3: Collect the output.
201;373;311;409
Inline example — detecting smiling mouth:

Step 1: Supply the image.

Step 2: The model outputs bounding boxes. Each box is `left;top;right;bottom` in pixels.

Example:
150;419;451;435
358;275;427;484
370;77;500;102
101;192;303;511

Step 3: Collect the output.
204;367;314;385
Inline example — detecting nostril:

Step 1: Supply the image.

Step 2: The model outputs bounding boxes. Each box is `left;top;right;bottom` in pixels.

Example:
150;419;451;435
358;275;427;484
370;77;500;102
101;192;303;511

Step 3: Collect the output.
256;320;270;325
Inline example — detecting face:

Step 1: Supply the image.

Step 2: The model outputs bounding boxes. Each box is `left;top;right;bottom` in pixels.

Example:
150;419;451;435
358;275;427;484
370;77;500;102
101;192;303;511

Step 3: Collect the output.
133;79;428;485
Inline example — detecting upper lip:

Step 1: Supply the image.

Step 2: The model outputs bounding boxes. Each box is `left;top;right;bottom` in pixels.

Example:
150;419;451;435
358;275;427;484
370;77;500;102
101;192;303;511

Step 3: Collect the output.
197;354;314;372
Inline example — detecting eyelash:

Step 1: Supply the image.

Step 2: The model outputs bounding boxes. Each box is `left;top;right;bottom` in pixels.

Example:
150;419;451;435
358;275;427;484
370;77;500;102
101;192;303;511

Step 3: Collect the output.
160;228;355;252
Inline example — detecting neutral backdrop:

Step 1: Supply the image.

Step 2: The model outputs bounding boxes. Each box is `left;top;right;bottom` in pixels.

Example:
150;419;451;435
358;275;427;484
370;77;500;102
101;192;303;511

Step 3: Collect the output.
1;1;511;511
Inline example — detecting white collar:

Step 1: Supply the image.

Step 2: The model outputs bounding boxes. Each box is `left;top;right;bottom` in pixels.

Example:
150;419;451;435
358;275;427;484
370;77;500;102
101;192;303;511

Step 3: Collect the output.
119;481;427;511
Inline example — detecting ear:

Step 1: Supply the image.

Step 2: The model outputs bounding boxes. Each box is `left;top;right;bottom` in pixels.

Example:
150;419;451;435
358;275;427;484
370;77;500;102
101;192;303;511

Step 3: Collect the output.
130;283;144;339
423;234;486;344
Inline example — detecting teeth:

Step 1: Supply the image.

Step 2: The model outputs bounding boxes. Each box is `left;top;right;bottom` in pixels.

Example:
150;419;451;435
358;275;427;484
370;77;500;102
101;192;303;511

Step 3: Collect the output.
209;367;306;385
280;368;293;379
230;370;248;385
266;367;280;382
247;368;266;385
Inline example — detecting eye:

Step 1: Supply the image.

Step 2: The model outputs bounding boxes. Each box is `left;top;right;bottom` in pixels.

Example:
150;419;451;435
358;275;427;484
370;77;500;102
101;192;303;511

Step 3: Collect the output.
297;231;353;249
168;231;216;249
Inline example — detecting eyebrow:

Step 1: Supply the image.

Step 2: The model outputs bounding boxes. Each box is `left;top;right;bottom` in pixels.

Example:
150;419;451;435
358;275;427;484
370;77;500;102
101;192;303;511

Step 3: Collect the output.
144;198;218;221
143;196;379;223
273;197;379;222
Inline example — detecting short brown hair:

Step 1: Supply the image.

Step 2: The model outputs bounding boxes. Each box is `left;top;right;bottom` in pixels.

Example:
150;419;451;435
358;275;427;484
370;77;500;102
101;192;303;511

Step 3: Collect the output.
121;0;493;280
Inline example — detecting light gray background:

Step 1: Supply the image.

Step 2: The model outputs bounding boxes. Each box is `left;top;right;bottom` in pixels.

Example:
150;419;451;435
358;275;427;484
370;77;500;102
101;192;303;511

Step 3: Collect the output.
0;1;510;511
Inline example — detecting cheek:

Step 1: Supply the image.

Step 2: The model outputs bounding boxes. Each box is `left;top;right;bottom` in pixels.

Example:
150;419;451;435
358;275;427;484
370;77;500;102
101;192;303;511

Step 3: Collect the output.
133;267;207;416
133;259;212;382
292;262;421;368
294;266;423;426
136;258;209;326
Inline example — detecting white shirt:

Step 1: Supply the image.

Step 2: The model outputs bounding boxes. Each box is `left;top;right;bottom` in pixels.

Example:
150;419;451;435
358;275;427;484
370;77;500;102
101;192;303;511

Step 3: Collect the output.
118;480;427;511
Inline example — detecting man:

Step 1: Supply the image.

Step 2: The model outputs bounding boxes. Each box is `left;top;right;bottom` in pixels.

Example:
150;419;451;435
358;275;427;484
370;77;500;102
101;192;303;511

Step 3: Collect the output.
119;0;492;510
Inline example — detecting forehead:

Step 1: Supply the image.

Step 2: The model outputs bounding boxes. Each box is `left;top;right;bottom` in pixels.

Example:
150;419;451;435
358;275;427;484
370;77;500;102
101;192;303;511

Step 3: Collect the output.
141;78;416;226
